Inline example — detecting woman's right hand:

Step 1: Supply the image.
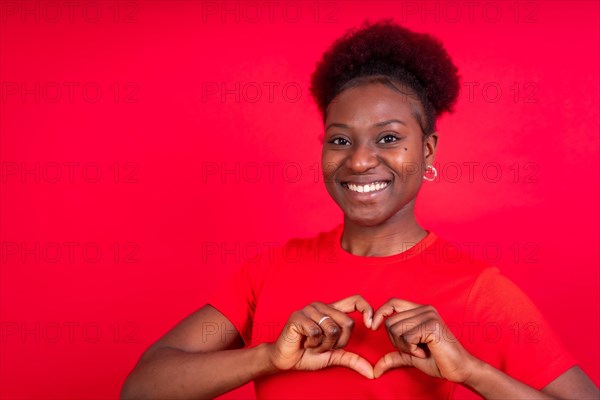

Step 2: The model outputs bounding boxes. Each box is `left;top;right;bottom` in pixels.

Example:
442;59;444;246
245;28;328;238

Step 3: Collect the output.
266;294;375;379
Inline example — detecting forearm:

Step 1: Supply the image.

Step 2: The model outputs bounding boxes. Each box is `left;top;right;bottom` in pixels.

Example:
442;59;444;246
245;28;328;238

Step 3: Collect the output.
463;360;554;400
121;343;276;399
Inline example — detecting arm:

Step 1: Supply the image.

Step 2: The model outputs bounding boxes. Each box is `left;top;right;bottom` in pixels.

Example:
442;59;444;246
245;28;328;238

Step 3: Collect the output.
371;299;599;400
466;363;598;400
120;304;272;399
122;295;376;399
542;366;599;399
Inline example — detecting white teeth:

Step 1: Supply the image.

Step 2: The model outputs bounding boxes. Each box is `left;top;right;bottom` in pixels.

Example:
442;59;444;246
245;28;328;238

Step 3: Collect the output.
346;181;389;193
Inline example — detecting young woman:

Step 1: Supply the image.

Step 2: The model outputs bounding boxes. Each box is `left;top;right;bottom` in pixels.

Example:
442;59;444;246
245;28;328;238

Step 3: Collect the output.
121;20;599;399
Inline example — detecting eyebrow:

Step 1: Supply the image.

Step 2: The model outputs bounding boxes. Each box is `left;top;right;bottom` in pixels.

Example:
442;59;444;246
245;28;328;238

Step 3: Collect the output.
325;119;407;131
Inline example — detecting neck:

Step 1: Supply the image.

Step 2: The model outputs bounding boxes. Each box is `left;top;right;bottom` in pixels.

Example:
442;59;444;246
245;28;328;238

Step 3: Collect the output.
341;206;427;257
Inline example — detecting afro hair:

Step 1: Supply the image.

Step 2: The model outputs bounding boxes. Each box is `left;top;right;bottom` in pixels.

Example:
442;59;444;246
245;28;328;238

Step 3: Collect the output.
309;19;460;135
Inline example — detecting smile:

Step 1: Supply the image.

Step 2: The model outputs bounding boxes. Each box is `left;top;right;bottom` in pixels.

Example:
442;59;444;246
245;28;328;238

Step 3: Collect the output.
341;181;390;193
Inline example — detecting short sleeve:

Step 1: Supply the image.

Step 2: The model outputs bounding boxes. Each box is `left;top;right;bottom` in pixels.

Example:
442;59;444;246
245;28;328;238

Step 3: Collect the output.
463;267;577;390
206;258;265;346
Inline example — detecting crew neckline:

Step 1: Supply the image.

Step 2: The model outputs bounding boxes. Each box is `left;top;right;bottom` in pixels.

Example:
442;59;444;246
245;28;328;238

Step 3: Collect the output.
331;223;438;264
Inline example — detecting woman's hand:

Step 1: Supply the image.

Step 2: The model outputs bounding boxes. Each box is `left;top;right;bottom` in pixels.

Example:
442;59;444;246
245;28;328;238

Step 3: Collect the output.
266;294;375;379
371;298;481;382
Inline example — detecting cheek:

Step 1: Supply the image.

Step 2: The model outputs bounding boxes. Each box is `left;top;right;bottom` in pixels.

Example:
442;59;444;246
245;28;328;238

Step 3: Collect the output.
393;145;417;161
402;141;427;163
321;151;342;179
387;148;424;181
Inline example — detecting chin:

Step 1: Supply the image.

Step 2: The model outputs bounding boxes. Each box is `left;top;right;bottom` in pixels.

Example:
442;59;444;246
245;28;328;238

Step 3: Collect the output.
343;210;390;227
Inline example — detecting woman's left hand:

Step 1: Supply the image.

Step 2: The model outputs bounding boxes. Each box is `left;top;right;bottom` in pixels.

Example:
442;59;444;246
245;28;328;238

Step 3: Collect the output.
371;298;481;382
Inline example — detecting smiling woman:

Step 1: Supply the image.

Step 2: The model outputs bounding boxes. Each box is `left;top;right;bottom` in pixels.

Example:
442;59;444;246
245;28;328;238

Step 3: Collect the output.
120;19;599;399
321;82;435;232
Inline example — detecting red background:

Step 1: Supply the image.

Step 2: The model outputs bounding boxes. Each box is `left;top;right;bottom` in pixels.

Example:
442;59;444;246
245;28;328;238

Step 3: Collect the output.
1;1;598;399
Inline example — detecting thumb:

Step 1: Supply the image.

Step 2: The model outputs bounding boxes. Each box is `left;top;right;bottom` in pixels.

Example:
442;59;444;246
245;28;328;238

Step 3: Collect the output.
373;351;414;378
327;349;374;379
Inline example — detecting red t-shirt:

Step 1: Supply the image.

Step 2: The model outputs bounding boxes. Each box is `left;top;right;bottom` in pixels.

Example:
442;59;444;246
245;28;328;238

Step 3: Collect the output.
208;224;577;399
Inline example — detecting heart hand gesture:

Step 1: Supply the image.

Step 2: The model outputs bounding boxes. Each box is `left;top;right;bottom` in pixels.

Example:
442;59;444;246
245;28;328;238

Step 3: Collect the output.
267;295;478;383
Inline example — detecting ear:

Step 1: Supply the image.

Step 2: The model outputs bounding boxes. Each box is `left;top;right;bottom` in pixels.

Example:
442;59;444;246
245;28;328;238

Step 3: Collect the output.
423;132;438;165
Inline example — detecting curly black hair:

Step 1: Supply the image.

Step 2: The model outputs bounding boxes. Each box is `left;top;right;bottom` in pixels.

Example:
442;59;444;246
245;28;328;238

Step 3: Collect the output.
309;19;460;136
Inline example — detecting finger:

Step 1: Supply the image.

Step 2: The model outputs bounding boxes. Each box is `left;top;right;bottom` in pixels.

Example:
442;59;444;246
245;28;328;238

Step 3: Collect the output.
371;298;422;330
301;305;341;350
380;305;438;336
329;294;374;329
386;315;440;358
373;351;413;378
310;302;354;348
384;305;439;342
327;348;374;379
304;329;324;349
285;313;323;349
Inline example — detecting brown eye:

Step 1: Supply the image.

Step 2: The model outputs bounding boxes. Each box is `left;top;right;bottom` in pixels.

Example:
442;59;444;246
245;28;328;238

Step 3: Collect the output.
378;134;400;144
330;137;350;146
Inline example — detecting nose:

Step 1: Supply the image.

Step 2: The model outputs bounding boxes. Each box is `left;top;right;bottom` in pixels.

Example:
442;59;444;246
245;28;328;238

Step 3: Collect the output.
346;142;379;173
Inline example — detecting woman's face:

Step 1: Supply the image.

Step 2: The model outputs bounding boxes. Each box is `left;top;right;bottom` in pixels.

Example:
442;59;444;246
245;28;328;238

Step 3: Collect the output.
321;82;437;227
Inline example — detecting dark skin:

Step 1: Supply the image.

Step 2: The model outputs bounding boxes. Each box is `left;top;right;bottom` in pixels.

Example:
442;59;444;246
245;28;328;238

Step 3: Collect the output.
321;82;599;398
322;81;435;257
121;81;599;399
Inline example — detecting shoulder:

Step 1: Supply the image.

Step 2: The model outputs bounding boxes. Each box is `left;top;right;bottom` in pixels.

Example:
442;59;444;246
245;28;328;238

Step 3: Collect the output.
420;234;547;322
284;223;343;247
236;224;343;285
270;223;343;262
418;232;498;284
